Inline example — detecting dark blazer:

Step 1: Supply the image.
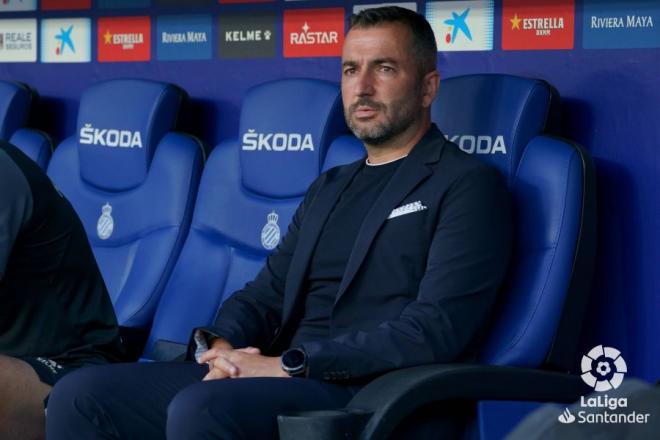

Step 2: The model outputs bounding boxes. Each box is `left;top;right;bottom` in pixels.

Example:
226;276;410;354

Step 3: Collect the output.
194;125;512;382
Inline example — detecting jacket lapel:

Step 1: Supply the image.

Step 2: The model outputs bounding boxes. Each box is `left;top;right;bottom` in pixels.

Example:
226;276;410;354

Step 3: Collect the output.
334;127;446;305
280;160;363;325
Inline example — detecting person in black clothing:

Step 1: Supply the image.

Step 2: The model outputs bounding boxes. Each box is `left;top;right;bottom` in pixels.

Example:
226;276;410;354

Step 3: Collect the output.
0;141;125;439
47;7;512;439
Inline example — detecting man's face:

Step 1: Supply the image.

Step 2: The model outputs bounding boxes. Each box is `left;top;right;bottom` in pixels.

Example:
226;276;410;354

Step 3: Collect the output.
341;23;423;146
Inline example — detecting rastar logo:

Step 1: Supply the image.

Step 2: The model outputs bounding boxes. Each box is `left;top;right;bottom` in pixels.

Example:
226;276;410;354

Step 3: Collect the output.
98;16;150;62
502;0;574;50
446;134;507;154
289;22;339;45
242;130;314;152
79;124;143;149
283;8;344;58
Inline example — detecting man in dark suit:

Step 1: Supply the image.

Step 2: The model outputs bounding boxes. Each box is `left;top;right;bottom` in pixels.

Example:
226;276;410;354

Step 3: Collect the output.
47;7;512;439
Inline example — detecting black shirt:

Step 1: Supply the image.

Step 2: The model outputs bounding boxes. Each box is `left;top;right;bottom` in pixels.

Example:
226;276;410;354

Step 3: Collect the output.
0;141;125;366
289;157;403;347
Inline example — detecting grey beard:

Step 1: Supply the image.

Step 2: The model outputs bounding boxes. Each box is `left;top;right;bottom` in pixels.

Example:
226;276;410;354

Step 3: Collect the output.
347;109;418;146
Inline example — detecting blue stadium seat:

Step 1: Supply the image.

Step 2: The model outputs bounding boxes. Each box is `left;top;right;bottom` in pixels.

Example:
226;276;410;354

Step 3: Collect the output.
277;74;597;439
0;80;52;169
47;79;204;355
143;78;362;361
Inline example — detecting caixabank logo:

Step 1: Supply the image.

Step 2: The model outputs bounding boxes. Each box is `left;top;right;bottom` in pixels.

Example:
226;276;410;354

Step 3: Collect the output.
425;0;494;52
556;345;652;426
98;16;150;62
41;18;91;63
283;8;344;58
0;18;37;62
218;10;276;59
583;0;659;49
502;0;574;50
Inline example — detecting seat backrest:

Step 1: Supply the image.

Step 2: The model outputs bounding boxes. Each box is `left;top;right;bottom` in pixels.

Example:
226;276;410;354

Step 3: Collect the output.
0;80;52;169
432;74;560;184
47;79;204;333
433;74;595;372
144;78;363;361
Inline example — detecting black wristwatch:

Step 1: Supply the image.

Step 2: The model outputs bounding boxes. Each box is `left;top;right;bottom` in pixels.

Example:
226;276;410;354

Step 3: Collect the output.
281;347;308;377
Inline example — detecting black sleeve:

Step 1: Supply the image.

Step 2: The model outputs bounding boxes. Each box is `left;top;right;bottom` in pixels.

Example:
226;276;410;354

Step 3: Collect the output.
0;150;33;280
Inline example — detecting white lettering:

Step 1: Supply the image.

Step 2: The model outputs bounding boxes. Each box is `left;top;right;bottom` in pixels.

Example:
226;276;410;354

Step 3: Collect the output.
290;31;338;45
523;17;564;30
627;15;654;28
79;123;143;148
187;31;207;42
447;134;507;155
591;16;624;29
580;395;628;411
241;130;315;152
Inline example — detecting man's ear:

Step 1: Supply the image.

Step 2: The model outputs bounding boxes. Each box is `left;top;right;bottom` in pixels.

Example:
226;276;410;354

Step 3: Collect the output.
421;70;440;108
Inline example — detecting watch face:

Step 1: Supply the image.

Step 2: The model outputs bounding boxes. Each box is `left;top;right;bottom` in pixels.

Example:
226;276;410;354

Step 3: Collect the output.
283;348;305;369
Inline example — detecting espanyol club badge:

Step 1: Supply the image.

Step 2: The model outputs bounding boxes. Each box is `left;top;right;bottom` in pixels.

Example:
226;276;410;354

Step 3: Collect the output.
97;202;114;240
261;211;280;250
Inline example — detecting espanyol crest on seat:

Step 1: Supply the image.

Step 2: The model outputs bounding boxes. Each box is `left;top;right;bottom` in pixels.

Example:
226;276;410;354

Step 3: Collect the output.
143;78;364;361
47;79;204;351
0;80;52;169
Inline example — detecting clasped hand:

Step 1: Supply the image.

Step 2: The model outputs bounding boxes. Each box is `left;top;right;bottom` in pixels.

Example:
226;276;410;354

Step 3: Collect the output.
197;340;288;381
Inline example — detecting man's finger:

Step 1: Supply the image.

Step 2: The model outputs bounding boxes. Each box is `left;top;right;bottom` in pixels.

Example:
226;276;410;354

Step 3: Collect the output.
198;348;218;364
203;367;227;381
215;357;239;377
202;357;238;381
237;347;261;354
198;347;231;364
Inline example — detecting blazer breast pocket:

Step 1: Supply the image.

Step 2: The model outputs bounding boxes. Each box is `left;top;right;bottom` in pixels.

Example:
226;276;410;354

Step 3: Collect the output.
378;202;433;255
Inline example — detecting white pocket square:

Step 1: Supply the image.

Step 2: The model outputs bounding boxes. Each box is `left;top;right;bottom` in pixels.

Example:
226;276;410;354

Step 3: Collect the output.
388;201;427;220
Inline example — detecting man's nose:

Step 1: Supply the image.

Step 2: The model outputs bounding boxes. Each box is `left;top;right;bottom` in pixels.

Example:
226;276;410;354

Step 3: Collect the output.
355;71;375;96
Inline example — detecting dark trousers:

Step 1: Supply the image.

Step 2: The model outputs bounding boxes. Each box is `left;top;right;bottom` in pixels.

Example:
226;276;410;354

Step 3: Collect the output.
46;361;357;439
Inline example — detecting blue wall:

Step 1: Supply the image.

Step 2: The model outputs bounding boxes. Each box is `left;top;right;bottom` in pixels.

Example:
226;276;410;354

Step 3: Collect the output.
1;0;658;382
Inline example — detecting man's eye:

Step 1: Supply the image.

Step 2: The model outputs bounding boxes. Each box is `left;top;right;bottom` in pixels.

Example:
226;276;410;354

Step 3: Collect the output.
380;66;394;73
344;68;356;76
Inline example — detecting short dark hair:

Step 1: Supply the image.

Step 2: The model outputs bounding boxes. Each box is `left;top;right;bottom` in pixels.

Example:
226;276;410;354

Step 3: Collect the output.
349;6;438;76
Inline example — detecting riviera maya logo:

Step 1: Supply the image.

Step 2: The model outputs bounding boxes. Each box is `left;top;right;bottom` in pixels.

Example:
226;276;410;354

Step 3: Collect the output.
580;345;627;392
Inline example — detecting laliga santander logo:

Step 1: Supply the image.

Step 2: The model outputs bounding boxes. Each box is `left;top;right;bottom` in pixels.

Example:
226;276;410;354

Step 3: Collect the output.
557;345;650;425
580;345;627;392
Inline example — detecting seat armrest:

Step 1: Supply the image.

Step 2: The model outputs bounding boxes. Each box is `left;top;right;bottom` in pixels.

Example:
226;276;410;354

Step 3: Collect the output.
278;364;589;440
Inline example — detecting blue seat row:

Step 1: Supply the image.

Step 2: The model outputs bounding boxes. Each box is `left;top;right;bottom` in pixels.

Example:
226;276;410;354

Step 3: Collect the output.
0;80;52;170
1;75;596;438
